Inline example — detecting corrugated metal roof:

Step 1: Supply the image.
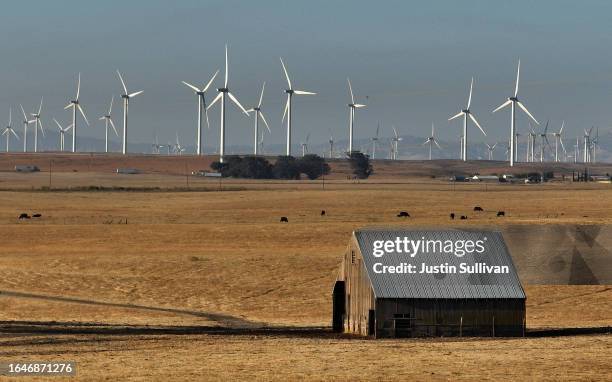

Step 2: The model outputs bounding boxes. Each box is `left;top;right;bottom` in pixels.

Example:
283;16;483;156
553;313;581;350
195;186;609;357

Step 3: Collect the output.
355;228;525;299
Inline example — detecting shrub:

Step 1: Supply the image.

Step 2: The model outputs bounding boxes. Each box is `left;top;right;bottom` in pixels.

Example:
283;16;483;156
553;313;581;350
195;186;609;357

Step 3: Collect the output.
348;151;372;179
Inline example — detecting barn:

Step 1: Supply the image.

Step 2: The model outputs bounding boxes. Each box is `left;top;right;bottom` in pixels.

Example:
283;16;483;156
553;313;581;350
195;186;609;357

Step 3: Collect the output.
332;228;526;338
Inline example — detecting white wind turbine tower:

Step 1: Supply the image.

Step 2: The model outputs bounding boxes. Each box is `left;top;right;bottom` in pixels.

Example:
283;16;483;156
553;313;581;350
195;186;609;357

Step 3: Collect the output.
574;136;580;163
64;73;89;152
391;126;403;160
583;127;593;163
182;70;218;155
449;77;486;161
538;121;551;162
346;78;366;153
514;132;521;160
258;130;265;155
485;142;497;160
2;108;19;152
551;121;566;162
116;70;144;155
30;97;44;153
99;95;119;153
493;60;539;166
300;133;310;157
328;131;334;158
280;57;316;156
174;132;186;155
526;123;537;162
591;127;599;163
19;105;34;152
423;123;442;160
208;46;250;163
53;118;72;152
371;124;380;159
246;82;271;155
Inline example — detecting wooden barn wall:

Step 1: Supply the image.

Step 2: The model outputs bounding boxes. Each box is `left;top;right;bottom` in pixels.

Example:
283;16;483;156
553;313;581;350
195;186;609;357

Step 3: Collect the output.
343;238;375;336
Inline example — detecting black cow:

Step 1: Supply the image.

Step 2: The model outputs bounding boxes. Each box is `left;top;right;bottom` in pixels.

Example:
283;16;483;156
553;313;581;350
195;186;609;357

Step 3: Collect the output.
321;210;326;216
32;213;42;218
497;211;505;217
450;213;455;220
460;215;468;220
473;206;483;212
397;211;410;218
18;213;30;219
280;217;289;223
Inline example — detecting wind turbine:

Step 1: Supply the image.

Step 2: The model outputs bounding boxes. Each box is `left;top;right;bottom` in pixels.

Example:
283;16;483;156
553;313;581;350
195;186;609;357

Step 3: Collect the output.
174;132;186;155
116;70;144;155
538;120;551;162
574;136;580;163
492;60;539;166
449;77;486;161
328;133;334;158
526;123;537;162
53;118;72;152
514;132;521;160
371;124;380;159
182;70;218;155
485;142;497;160
583;127;593;163
280;57;316;156
300;133;310;157
64;73;89;152
391;126;403;160
258;130;265;155
208;45;250;163
591;127;599;163
423;123;442;160
19;105;34;152
2;108;19;152
152;135;163;154
246;82;271;155
346;78;366;154
551;121;566;162
30;97;44;153
99;95;118;153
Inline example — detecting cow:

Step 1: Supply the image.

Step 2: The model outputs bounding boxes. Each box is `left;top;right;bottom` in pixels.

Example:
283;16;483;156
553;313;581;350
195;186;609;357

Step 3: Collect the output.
497;211;505;217
321;210;326;216
450;213;455;220
397;211;410;218
460;215;468;220
32;213;42;218
473;206;483;212
280;217;289;223
18;213;30;219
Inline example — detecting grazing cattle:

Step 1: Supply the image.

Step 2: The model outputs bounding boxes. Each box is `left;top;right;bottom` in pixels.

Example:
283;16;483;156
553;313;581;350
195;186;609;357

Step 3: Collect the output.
450;213;455;220
397;211;410;218
280;217;289;223
18;213;30;219
497;211;505;217
321;210;326;216
32;213;42;218
473;206;483;212
460;215;468;220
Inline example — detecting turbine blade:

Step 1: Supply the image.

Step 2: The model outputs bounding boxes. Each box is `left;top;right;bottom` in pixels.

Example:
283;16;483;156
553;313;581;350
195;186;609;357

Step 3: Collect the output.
8;107;11;126
117;70;128;94
448;111;463;121
559;137;566;152
280;57;292;89
77;104;89;125
469;113;487;136
109;118;119;136
205;106;210;129
109;95;114;115
11;129;19;139
282;97;289;122
259;111;271;133
422;139;430;146
224;45;229;87
182;81;201;93
559;120;564;134
99;116;106;121
20;104;28;121
258;81;266;108
64;103;73;110
392;126;398;138
128;90;143;98
354;104;366;108
207;92;222;110
516;101;539;125
514;59;521;97
53;118;62;129
227;92;249;115
203;70;219;92
467;77;474;109
347;78;355;104
76;72;81;100
294;90;316;95
37;97;43;115
492;99;512;113
434;140;442;149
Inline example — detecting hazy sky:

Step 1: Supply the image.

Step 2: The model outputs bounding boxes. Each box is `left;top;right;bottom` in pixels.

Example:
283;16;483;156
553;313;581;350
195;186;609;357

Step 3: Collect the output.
2;0;612;151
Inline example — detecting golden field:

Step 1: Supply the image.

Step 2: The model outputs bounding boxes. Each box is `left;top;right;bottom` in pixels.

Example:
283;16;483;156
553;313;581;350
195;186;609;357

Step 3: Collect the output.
0;156;610;381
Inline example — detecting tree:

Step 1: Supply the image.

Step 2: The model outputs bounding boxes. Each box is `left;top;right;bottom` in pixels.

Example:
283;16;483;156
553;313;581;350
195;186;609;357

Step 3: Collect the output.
272;156;301;179
348;151;372;179
298;154;330;180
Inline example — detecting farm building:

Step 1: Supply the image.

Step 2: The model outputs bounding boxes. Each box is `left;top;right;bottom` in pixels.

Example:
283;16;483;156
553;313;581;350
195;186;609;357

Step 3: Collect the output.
333;228;526;338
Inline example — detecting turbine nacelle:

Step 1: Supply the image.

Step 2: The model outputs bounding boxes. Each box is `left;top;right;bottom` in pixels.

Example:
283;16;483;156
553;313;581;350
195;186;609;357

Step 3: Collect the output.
285;89;294;95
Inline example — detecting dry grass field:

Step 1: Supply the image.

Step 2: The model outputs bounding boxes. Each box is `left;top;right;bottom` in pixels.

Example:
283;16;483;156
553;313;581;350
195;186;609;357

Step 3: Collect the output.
0;156;610;381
